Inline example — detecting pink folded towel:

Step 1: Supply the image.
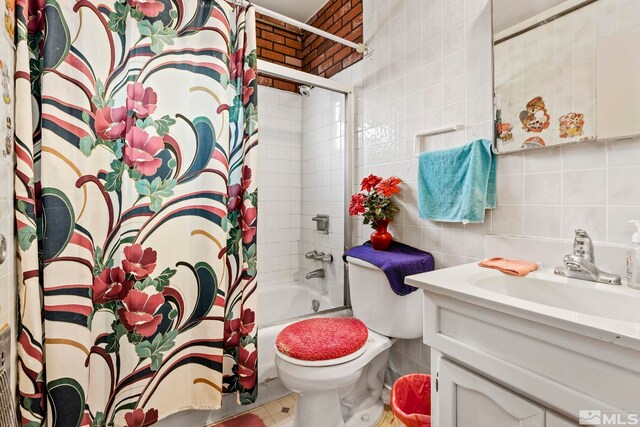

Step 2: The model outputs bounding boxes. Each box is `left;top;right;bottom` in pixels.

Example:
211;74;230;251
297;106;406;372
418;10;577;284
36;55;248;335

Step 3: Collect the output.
479;257;539;277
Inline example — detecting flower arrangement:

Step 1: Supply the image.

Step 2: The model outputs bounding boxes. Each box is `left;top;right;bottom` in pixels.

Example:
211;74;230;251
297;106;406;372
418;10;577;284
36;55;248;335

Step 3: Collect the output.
349;174;402;226
349;175;401;250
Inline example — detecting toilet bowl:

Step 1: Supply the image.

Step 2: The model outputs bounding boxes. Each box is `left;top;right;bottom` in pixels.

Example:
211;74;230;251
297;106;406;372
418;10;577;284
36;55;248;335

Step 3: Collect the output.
274;256;424;427
276;328;392;427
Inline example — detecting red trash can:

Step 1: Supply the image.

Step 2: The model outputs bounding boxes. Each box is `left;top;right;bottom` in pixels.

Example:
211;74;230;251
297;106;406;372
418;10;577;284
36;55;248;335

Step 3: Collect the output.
390;374;432;427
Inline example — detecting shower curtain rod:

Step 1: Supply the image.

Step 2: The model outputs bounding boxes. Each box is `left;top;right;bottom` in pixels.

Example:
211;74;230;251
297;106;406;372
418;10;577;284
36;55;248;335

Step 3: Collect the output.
239;1;368;53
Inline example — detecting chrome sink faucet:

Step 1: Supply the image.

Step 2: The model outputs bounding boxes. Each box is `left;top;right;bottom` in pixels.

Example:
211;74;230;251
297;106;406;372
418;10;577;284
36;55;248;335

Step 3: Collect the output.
554;229;621;285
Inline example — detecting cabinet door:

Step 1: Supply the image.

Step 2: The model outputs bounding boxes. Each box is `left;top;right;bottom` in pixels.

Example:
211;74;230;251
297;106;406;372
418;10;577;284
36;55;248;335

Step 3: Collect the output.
438;359;545;427
546;412;579;427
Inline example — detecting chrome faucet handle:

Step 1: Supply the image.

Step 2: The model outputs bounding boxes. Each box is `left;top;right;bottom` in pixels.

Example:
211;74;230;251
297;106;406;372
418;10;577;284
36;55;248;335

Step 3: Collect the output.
555;229;622;285
573;229;595;262
313;252;325;260
305;250;318;259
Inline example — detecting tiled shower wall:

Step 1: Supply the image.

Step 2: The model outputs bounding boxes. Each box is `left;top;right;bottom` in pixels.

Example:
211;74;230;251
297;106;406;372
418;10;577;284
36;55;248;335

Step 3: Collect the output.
257;83;349;309
340;0;640;384
257;87;303;286
300;87;347;306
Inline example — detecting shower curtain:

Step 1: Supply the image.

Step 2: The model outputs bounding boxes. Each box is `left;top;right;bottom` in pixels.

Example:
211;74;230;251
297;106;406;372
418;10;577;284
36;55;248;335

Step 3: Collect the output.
14;1;258;425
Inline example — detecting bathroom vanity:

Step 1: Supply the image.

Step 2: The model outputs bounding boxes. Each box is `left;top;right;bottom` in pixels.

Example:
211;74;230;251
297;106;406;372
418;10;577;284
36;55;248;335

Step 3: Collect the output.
406;263;640;427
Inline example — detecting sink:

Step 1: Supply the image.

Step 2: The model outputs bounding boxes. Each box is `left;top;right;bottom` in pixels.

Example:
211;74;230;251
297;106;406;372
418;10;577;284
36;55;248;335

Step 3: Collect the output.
469;270;640;324
406;262;640;347
411;262;640;413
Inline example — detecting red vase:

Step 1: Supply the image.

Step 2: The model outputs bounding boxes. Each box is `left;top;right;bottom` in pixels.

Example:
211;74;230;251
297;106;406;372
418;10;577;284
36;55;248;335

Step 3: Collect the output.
370;219;393;251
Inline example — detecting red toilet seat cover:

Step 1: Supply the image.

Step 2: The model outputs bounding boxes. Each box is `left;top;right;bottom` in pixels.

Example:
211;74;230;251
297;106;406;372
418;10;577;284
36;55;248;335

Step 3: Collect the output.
276;318;369;361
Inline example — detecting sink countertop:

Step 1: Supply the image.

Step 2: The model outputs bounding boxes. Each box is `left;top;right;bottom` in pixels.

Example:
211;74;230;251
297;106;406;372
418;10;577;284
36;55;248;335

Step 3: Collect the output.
406;263;640;351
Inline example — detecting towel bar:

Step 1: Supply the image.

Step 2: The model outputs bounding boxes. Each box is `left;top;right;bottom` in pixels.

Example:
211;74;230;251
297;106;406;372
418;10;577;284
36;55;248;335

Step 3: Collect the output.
414;125;465;157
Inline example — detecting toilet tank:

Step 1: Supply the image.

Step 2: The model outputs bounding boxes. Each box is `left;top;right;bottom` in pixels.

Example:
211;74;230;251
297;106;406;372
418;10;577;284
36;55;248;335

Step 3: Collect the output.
346;256;422;339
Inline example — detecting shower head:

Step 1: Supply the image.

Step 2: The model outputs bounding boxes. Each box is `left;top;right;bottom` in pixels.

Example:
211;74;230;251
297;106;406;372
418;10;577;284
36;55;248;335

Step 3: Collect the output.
299;85;313;97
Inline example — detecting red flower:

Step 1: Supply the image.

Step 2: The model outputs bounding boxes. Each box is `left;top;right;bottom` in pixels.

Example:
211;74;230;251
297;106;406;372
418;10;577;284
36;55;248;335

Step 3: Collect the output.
241;204;257;244
224;318;241;349
227;184;243;212
95;106;129;141
375;176;402;197
242;68;256;105
124;408;159;427
127;0;165;18
361;174;382;192
238;347;257;390
241;165;252;190
93;267;131;304
349;193;366;216
240;308;255;336
229;50;244;81
124;127;164;176
27;0;46;35
118;290;165;337
126;83;158;118
122;244;158;280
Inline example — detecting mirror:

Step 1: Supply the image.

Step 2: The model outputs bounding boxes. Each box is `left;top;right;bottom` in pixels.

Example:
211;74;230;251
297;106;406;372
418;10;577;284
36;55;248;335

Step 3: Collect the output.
492;0;640;153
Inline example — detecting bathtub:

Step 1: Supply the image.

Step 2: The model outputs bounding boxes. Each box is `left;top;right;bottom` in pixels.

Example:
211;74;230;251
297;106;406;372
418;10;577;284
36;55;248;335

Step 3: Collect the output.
257;282;350;382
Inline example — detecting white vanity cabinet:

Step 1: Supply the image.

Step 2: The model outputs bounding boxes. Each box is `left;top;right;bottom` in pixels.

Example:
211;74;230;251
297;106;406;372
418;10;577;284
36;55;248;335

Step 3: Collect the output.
545;413;579;427
436;357;545;427
405;263;640;426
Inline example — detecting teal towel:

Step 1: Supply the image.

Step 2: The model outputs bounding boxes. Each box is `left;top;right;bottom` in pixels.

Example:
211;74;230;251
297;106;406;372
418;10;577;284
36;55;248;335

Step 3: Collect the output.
418;139;496;224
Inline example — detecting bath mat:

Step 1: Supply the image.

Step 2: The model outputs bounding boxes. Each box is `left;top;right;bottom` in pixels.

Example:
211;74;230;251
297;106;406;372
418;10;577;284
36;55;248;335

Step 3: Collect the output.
212;413;266;427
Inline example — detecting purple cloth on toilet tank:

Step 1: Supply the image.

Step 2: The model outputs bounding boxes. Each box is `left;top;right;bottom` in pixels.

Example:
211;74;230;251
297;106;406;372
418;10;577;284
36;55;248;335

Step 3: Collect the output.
343;241;434;296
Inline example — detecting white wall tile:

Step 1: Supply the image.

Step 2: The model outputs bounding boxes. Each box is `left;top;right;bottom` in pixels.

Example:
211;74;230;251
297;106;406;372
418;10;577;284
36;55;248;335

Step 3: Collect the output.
497;173;523;204
523;205;561;238
562;205;606;241
491;204;523;235
563;169;606;205
524;172;561;205
257;86;303;285
608;139;640;167
351;0;640;384
608;167;640;206
524;149;561;173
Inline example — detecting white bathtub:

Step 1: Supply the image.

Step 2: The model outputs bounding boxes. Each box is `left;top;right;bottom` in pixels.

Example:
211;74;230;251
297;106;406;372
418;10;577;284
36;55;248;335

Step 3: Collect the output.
257;282;349;382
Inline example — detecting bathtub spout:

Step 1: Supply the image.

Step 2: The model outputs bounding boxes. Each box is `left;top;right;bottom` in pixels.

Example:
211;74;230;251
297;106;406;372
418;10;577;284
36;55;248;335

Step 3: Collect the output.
305;269;325;279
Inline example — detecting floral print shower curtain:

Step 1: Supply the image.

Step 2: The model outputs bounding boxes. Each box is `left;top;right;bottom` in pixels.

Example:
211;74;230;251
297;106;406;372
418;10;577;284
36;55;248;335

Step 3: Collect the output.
14;0;258;425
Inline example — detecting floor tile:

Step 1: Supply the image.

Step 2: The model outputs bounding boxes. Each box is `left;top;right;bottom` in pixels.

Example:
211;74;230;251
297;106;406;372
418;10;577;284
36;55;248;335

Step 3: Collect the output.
271;411;293;425
279;395;296;408
210;393;397;427
264;401;284;416
249;407;270;419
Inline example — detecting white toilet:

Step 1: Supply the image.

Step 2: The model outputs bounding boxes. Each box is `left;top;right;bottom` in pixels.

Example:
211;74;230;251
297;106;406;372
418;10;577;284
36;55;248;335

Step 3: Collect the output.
275;256;423;427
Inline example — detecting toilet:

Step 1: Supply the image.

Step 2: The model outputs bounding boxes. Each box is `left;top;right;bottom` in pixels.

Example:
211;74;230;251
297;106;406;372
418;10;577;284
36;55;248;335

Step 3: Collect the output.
274;256;423;427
